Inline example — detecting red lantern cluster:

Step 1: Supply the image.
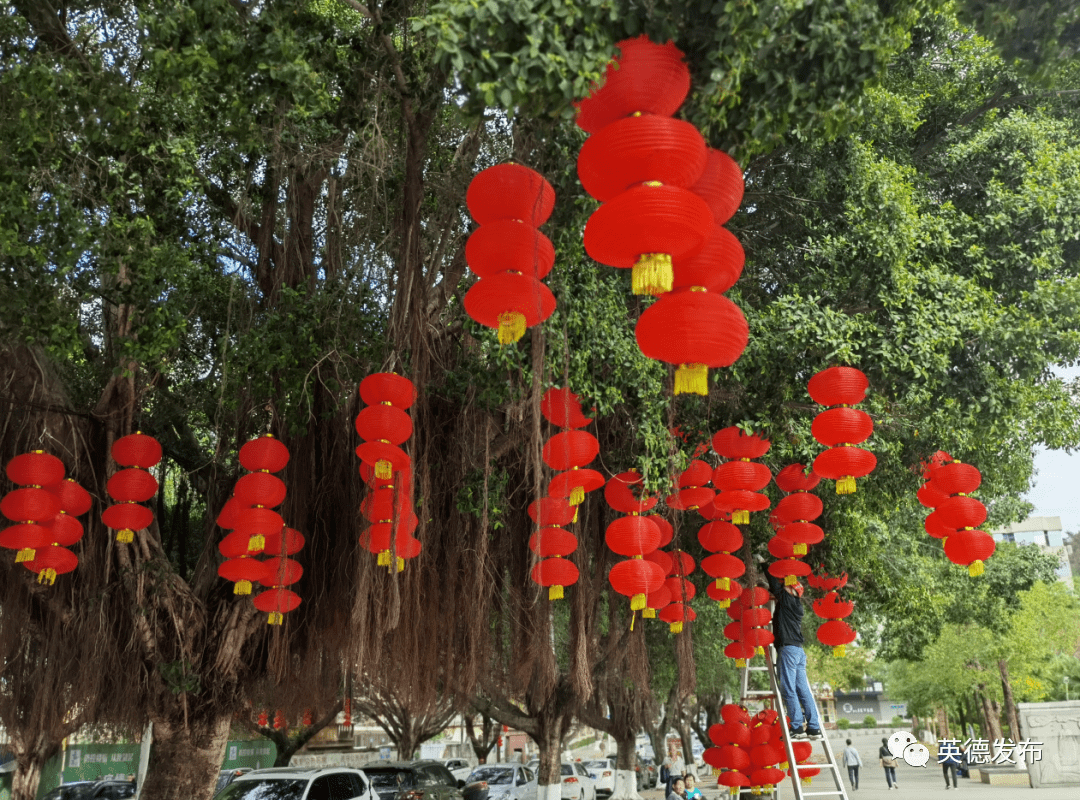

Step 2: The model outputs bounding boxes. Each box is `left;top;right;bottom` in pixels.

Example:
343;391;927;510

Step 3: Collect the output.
789;740;820;786
658;548;697;633
705;704;753;796
711;427;771;525
641;517;675;618
699;507;744;610
575;37;748;395
767;464;821;588
808;367;876;494
103;432;162;543
464;164;557;345
917;450;953;511
605;470;665;619
928;460;995;577
1;452;90;584
813;590;856;658
723;586;772;667
747;709;786;794
528;496;577;600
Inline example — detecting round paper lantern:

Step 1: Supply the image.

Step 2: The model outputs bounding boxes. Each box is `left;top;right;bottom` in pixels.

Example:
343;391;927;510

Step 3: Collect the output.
604;471;657;513
466;220;556;279
1;487;61;523
360;372;416;409
106;469;158;503
749;767;785;791
466;163;555;226
264;527;305;556
713;461;771;491
811;407;873;447
651;516;674;548
355;440;411;480
664;576;696;603
258;557;303;587
548;467;605;506
935;495;988;530
817;619;857;657
931;462;982;496
464;272;557;345
642;583;671;618
635;289;749;394
218;556;269;595
771;493;823;525
360;523;416;568
540;387;593;430
0;522;52;563
577;114;707;201
354;404;413;444
924;511;953;539
530;527;579;557
585;184;713;296
216;497;242;530
698;520;743;554
233;472;286;510
807;570;848;592
671;225;744;293
812;446;877;495
112;432;163;469
944;529;996;576
6;452;65;486
707;578;742;607
774;522;825;551
219;530;257;558
21;544;78;585
528;497;575;527
768;558;811;586
542;431;600;471
658;601;695;633
575;36;691;135
721;704;753;727
689;148;745;225
253;587;302;625
702;553;746;589
774;463;820;493
46;514;83;547
605;515;661;556
101;502;153;540
714;489;770;526
531;557;579;600
609;558;666;610
361;487;397;522
918;481;950;509
808;367;869;406
813;591;854;620
47;479;92;517
666;549;695;578
712;428;770;460
724;639;756;667
239;435;290;473
667;486;715;510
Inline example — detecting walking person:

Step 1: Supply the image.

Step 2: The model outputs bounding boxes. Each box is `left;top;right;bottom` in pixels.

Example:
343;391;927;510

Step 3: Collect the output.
942;746;961;789
766;575;822;739
878;737;899;790
842;739;862;790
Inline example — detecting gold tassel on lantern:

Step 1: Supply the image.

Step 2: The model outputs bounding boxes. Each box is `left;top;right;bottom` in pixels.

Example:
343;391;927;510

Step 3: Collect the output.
732;510;749;525
116;529;134;543
247;534;265;552
674;363;708;396
630;593;646;611
836;476;856;495
569;485;585;505
376;550;391;567
395;556;405;572
375;459;393;480
631;252;673;296
715;577;730;591
497;311;526;344
669;621;683;634
38;568;57;585
642;607;656;618
735;658;746;668
549;584;564;600
755;646;765;656
15;548;35;563
833;644;846;657
794;543;807;556
968;560;985;577
267;612;283;625
234;580;252;595
784;574;797;586
717;599;731;609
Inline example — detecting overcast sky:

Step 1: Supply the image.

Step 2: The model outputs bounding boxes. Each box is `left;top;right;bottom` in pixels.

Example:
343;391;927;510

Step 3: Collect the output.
1024;365;1080;535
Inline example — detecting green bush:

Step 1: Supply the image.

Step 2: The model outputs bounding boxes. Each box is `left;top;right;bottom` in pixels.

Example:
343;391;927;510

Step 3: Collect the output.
891;716;905;727
863;716;878;728
837;718;850;730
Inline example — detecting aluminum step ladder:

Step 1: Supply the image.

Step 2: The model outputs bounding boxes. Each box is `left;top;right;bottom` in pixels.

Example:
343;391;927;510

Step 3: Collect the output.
740;647;851;800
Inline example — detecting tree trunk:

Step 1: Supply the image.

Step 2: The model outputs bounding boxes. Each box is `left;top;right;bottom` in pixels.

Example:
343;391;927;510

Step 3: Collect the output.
998;659;1021;741
465;711;499;764
11;755;44;800
535;715;564;800
396;724;418;762
139;716;232;800
976;686;1003;742
612;731;640;800
677;723;695;778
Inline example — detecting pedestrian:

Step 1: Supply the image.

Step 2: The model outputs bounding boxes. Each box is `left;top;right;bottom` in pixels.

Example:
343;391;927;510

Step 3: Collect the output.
766;575;823;739
683;774;702;800
842;739;862;790
878;737;898;790
941;745;962;789
665;776;686;800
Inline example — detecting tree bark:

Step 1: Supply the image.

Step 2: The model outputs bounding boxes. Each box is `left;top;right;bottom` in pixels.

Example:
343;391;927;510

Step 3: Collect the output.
465;710;499;764
138;716;232;800
10;753;45;800
998;659;1021;740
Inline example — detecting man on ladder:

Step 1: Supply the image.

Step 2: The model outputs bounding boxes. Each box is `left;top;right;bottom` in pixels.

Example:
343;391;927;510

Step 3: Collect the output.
767;574;823;741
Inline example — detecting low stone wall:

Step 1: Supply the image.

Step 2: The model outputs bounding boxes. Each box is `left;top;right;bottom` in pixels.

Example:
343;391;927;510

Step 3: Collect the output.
1017;700;1080;789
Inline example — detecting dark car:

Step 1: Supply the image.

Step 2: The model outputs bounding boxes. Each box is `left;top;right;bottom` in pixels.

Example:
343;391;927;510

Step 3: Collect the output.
40;782;98;800
85;782;137;799
361;760;465;800
216;768;254;795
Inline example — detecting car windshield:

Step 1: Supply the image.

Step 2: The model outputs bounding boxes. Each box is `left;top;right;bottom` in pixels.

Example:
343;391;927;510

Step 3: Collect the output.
216;779;308;800
559;765;574;777
366;770;416;791
469;768;513;785
585;762;607;770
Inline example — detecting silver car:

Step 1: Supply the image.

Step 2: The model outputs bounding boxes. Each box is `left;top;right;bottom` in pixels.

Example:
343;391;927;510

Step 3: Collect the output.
464;764;536;800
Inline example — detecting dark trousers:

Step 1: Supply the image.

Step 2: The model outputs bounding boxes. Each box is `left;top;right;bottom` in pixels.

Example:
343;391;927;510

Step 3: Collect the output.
943;762;958;787
884;765;896;787
847;766;859;788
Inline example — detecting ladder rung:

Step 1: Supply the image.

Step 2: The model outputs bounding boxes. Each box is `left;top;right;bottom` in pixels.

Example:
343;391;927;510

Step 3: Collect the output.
799;792;849;797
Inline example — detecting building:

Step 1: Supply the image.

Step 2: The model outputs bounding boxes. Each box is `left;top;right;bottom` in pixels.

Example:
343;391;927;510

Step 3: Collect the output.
991;516;1074;590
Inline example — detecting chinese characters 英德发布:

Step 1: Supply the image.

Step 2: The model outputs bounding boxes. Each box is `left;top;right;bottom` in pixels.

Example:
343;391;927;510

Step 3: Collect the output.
936;738;1043;765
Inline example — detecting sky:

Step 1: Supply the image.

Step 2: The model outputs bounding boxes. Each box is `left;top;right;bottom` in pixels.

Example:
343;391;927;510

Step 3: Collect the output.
1023;365;1080;535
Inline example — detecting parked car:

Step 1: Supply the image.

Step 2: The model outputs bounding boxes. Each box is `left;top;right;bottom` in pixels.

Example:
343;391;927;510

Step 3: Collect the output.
558;762;596;800
445;759;473;783
83;781;136;799
215;766;372;800
215;768;254;795
464;763;536;800
636;758;657;790
361;760;464;800
582;761;614;798
40;782;98;800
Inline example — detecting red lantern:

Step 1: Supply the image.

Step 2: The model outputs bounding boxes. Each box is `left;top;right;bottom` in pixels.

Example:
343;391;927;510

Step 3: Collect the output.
464;272;557;345
577;114;707;201
944;529;996;577
585;184;713;296
549;468;605;507
604;471;657;514
360;372;416;409
218;556;269;595
0;522;51;563
531;557;579;601
1;488;60;524
689;148;745;226
264;527;305;556
354;404;413;444
47;478;92;517
253;587;301;625
808;367;869;405
930;462;982;496
239;435;290;473
811;407;873;447
233;472;287;509
768;557;811;586
106;468;158;503
817;619;857;657
112;432;163;469
530;527;579;557
658;601;695;633
575;37;691;135
935;495;987;529
540;387;594;430
528;497;575;527
466;221;556;279
101;502;153;541
813;446;877;496
21;544;78;585
642;583;671;619
636;289;749;394
6;451;65;486
605;515;661;556
774;463;820;493
671;225;744;293
813;591;854;619
466;163;555;226
807;570;848;592
711;427;771;524
809;367;875;494
609;558;666;611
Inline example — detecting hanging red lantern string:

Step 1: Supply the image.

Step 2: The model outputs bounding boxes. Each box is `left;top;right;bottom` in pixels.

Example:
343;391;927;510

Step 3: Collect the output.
699;519;744;609
528;497;578;600
541;391;603;510
917;450;954;509
808;367;876;494
711;427;771;524
770;464;823;556
656;548;695;632
928;460;995;576
254;551;304;625
666;459;715;512
713;705;753;796
356;373;415;480
464;164;557;344
789;740;820;786
808;571;857;657
690;148;746;227
605;471;664;616
102;432;162;544
24;476;91;585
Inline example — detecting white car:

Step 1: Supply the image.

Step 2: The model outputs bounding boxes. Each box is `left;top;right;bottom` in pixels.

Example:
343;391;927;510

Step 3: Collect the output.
216;767;372;800
583;761;614;798
446;759;474;783
559;762;596;800
466;763;537;800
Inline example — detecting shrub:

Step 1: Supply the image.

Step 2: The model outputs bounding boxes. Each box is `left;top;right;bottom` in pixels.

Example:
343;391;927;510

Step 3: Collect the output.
891;716;905;727
837;718;850;729
864;715;878;728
